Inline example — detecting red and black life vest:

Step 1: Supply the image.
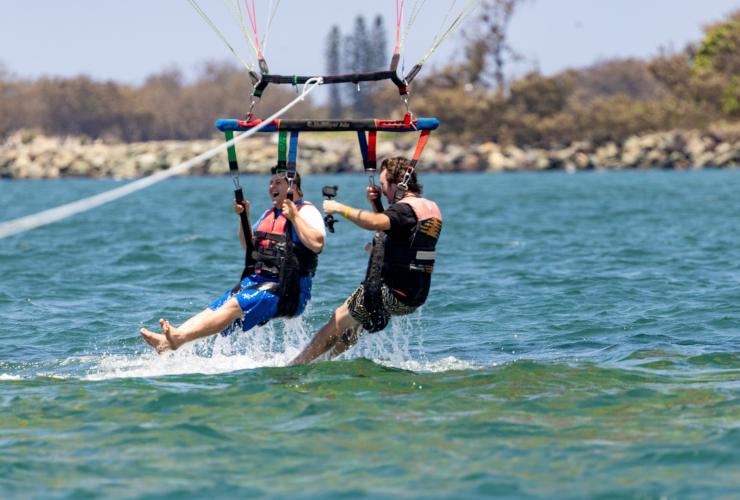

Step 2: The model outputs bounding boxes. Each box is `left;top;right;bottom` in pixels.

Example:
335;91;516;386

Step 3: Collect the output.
252;201;318;280
241;201;319;318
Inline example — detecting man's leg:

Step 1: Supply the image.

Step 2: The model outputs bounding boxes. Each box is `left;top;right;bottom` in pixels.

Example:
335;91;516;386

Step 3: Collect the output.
140;298;243;353
289;302;361;365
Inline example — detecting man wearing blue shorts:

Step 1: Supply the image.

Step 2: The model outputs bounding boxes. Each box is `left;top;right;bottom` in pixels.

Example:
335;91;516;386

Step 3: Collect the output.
140;169;325;353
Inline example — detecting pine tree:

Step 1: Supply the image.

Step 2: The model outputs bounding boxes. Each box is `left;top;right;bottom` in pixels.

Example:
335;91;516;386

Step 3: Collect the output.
370;15;388;71
325;25;342;118
343;15;374;116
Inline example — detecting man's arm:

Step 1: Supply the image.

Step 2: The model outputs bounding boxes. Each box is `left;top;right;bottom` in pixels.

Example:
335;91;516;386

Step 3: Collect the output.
283;201;325;253
323;200;391;231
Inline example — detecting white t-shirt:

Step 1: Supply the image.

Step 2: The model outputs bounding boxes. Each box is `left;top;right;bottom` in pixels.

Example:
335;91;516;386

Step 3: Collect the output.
297;202;327;238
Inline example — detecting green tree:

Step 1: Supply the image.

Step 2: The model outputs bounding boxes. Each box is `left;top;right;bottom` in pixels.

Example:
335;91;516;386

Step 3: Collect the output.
648;49;694;100
693;10;740;115
571;59;661;104
343;15;374;116
464;0;528;92
508;72;573;116
325;25;343;118
370;15;388;70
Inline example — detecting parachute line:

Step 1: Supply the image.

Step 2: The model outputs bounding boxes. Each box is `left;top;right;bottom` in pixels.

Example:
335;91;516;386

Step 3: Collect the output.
425;0;458;55
401;0;427;51
244;0;263;59
188;0;255;72
261;0;281;54
227;0;260;60
394;0;404;55
419;0;477;66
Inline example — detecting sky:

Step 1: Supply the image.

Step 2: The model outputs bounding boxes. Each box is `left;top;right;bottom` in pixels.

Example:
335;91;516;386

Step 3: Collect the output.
1;0;738;89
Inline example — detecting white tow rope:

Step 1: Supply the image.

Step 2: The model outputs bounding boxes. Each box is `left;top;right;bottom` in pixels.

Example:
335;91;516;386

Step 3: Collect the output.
0;78;323;240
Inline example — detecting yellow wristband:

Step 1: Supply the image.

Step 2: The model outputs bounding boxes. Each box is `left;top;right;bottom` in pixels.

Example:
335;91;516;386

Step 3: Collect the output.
343;207;351;218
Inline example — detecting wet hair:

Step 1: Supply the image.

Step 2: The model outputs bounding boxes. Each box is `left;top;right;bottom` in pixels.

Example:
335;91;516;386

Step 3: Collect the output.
380;157;423;194
270;167;303;197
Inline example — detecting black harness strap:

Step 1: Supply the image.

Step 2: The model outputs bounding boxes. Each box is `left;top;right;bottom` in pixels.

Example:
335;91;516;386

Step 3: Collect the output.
224;131;256;289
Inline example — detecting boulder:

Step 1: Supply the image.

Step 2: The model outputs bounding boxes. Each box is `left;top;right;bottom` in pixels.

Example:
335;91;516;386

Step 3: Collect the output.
621;136;644;167
486;150;508;172
574;151;592;170
534;150;552;170
713;147;740;167
478;142;500;155
594;142;620;168
667;151;690;169
684;133;706;160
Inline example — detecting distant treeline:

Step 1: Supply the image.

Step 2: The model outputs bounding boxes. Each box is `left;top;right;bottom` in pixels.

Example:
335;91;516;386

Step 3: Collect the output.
402;5;740;147
1;4;738;147
0;63;315;142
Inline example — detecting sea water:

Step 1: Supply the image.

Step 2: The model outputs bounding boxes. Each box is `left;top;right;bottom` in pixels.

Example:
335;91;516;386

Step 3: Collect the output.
1;171;739;498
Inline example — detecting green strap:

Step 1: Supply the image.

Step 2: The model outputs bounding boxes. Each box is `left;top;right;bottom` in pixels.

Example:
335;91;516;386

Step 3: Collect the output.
224;131;239;174
277;130;288;169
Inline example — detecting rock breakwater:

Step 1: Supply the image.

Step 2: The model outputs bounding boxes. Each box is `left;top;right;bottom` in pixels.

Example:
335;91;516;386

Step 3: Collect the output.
2;128;739;179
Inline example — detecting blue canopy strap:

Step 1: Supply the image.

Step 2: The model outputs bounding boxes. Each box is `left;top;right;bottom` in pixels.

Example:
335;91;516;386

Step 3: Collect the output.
357;129;383;212
357;131;368;166
288;130;299;169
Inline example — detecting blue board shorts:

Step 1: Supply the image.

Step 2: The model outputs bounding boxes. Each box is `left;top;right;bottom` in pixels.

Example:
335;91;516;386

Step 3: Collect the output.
209;274;312;336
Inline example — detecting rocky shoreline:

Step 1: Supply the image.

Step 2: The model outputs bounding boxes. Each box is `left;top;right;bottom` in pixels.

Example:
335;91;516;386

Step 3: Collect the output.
2;128;739;179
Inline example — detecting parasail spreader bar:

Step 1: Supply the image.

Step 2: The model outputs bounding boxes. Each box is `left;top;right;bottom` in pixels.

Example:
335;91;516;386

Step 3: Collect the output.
254;70;408;97
215;117;439;133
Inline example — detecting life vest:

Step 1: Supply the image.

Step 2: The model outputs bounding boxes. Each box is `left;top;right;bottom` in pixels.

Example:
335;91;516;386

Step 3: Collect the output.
253;201;318;279
381;196;442;307
248;201;319;317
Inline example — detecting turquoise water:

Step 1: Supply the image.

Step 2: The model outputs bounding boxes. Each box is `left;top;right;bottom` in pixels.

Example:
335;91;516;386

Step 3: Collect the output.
1;171;739;498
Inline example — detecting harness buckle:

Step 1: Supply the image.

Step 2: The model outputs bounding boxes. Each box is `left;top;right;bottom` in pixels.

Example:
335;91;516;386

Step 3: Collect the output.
401;95;415;129
286;171;295;199
396;166;414;200
246;96;259;121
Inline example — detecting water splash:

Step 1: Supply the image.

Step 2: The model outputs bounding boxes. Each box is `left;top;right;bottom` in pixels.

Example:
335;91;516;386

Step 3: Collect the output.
84;316;315;380
13;309;477;381
342;310;479;372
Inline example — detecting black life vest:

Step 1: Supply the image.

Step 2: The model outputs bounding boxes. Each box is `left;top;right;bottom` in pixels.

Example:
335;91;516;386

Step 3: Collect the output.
365;196;442;308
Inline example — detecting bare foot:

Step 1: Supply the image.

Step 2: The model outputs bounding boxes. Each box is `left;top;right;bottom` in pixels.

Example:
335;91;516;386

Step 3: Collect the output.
140;318;180;354
161;319;185;350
